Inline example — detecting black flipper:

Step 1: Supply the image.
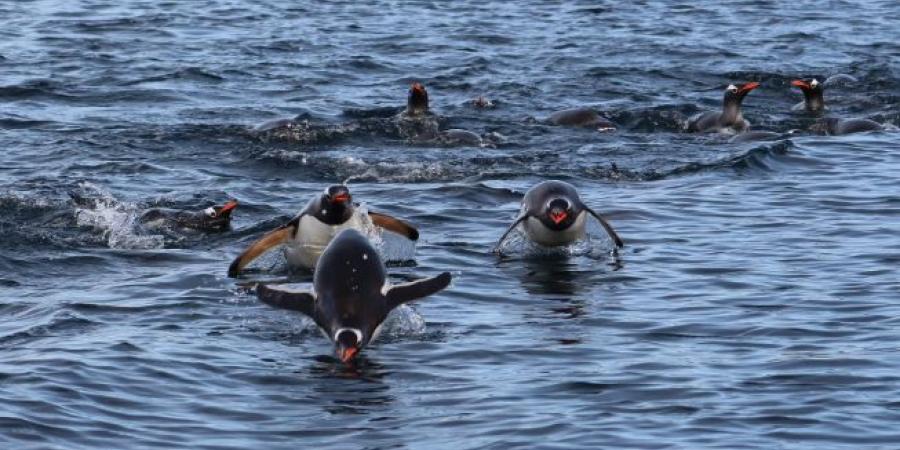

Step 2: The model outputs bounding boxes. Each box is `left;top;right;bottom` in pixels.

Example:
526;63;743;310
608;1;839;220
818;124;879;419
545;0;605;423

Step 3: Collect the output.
256;284;317;319
492;215;527;254
584;206;624;248
384;272;452;310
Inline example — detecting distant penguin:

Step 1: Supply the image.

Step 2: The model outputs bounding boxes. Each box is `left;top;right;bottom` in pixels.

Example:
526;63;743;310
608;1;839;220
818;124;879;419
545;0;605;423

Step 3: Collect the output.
471;95;495;109
547;107;617;131
257;228;451;362
790;78;883;135
686;82;760;134
227;185;419;277
790;78;826;114
140;199;238;232
405;82;430;117
808;117;883;136
494;180;624;252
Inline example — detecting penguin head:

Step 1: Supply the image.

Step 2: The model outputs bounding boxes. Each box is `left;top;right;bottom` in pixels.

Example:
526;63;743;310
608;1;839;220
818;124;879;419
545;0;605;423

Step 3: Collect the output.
334;327;364;363
325;300;385;363
317;185;354;224
791;78;825;112
540;197;576;231
791;78;822;93
723;82;760;105
407;82;429;115
199;199;238;230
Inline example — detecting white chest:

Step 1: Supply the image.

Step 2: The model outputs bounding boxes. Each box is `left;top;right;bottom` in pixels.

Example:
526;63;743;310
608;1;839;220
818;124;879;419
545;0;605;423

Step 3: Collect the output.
283;211;371;269
522;211;587;247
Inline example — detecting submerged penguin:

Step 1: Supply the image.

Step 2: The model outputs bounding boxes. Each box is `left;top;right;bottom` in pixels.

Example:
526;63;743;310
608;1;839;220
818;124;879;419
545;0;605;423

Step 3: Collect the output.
686;82;760;134
257;228;451;362
808;117;883;135
547;107;617;131
227;185;419;277
494;180;624;252
140;199;239;232
791;78;883;135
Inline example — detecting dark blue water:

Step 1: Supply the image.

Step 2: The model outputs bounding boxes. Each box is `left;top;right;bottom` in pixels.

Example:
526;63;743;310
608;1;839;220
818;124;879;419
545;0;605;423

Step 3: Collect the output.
2;1;900;448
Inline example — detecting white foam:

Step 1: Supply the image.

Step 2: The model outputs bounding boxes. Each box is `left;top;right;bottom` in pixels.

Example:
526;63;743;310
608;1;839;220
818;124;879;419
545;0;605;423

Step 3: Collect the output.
73;182;164;250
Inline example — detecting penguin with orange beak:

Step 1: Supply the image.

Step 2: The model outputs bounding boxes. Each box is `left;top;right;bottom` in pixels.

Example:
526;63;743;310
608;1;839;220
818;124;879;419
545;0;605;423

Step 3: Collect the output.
494;180;623;252
227;185;419;277
790;77;883;135
139;199;239;232
790;78;826;114
406;82;429;116
686;82;760;134
257;228;451;363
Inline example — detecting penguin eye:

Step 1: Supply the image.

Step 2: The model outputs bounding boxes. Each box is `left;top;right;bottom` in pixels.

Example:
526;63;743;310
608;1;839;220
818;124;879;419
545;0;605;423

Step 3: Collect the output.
204;207;217;218
726;84;738;93
810;79;819;87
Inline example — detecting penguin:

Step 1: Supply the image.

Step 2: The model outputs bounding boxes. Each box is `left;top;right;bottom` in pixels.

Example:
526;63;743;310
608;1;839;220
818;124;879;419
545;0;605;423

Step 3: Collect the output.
471;95;495;109
547;107;617;131
808;117;883;136
494;180;624;252
405;82;429;117
257;228;451;363
227;185;419;277
790;78;883;135
140;199;239;232
791;78;826;114
686;82;760;134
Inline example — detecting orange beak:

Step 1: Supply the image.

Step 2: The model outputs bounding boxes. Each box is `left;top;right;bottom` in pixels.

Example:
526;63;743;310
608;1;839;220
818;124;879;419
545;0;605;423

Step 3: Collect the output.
549;210;568;225
411;82;425;94
791;80;810;90
332;193;350;203
219;200;238;214
740;82;760;93
340;347;358;363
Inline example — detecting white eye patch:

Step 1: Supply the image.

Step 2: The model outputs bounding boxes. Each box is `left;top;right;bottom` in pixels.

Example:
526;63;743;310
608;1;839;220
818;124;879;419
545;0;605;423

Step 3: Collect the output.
810;79;819;87
726;84;738;93
204;207;216;217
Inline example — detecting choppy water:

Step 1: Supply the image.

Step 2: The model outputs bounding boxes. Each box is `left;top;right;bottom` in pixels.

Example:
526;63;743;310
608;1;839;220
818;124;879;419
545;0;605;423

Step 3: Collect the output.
2;1;900;448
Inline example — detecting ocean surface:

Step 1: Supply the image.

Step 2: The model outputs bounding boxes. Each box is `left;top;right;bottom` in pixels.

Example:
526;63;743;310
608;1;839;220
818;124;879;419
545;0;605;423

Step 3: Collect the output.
2;1;900;448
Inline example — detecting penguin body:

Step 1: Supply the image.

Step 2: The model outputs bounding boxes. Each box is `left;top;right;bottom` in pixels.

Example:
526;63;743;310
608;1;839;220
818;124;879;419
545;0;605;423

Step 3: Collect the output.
494;180;623;252
257;228;451;362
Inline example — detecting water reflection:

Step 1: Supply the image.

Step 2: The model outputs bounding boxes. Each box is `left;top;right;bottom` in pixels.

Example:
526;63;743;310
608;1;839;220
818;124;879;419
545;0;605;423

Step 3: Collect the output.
306;354;394;415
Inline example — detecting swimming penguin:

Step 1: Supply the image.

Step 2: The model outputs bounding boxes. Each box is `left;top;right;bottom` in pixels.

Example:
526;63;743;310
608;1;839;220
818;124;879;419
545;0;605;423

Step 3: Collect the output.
686;82;760;134
140;199;238;232
547;107;617;131
257;228;451;362
471;95;495;109
494;180;624;252
791;78;826;114
790;78;883;135
808;117;883;136
227;185;419;277
387;82;442;140
253;83;441;144
405;82;429;117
